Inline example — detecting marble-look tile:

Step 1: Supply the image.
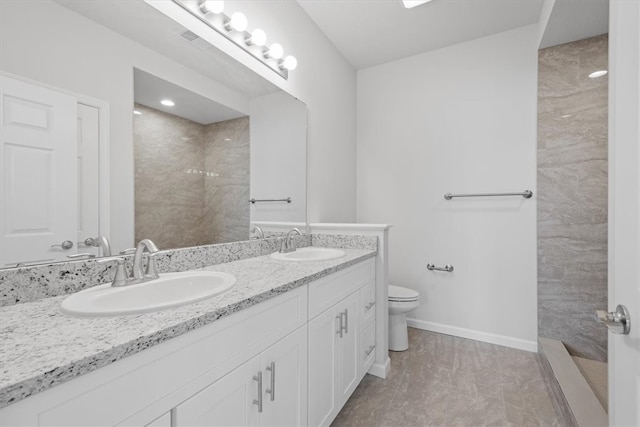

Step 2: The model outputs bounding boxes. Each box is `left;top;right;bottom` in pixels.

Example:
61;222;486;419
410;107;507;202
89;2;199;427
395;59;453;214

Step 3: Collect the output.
135;201;209;250
0;248;377;407
537;35;608;362
133;104;250;249
205;117;250;244
333;329;561;427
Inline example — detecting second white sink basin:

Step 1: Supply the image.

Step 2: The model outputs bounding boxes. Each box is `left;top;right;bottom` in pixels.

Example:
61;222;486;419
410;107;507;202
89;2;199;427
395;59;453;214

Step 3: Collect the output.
271;247;346;262
61;271;236;317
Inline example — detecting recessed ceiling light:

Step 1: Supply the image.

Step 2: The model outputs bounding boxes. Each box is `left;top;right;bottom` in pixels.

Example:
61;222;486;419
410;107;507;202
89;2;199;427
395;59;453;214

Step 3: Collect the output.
588;70;608;78
133;110;142;115
160;99;175;107
402;0;433;9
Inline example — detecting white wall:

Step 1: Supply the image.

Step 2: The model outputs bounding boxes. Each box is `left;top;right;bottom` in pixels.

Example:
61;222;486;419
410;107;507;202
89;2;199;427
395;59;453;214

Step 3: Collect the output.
356;25;539;350
250;92;307;223
225;1;358;223
153;0;358;223
0;0;358;252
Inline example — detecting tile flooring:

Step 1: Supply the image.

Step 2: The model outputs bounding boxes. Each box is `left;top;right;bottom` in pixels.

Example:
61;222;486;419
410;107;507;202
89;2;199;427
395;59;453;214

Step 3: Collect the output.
332;328;562;427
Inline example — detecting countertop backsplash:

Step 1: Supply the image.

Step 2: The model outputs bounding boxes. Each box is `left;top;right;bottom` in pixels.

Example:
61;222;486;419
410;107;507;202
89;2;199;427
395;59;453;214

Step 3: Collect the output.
0;233;377;307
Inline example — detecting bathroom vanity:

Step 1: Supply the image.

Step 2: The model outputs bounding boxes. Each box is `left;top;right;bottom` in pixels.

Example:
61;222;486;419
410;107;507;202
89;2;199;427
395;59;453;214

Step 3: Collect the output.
0;242;381;427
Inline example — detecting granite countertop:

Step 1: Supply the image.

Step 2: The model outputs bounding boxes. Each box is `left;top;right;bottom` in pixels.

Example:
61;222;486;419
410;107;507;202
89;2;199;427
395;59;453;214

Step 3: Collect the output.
0;248;376;409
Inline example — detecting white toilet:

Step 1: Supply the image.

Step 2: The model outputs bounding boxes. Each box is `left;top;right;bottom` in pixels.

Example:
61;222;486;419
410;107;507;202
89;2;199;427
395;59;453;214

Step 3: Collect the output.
388;285;420;351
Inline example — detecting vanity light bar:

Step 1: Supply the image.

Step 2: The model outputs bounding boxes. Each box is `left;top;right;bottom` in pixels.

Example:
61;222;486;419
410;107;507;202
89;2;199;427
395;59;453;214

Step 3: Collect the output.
172;0;297;79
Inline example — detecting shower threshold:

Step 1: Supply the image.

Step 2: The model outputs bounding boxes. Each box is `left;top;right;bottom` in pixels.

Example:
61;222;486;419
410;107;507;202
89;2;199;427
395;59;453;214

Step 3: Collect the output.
538;337;608;427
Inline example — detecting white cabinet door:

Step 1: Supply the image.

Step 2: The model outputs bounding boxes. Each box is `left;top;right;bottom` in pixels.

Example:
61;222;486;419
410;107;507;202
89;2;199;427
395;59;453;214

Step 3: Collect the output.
308;302;340;427
175;327;308;427
0;75;78;267
145;412;171;427
175;356;261;427
259;326;307;427
308;291;360;427
335;292;359;407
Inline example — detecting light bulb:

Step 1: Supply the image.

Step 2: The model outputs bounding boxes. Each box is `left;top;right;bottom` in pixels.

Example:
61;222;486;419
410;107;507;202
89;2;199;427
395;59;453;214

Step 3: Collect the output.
281;55;298;71
266;43;283;59
226;12;248;32
200;0;224;14
160;99;175;107
246;28;267;47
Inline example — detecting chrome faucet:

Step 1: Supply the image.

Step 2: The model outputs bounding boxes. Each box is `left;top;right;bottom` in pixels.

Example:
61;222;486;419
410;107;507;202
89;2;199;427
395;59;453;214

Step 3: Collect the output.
93;236;112;257
132;239;160;282
279;228;301;253
251;225;265;239
97;239;160;287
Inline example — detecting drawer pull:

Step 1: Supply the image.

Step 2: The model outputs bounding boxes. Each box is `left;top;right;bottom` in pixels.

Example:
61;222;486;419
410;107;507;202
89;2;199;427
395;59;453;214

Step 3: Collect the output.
266;362;276;401
336;314;343;337
365;301;375;311
253;371;263;413
365;345;376;357
342;309;349;334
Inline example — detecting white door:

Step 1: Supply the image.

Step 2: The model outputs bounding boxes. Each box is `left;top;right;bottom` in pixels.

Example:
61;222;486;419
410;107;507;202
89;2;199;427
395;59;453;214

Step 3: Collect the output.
259;326;307;427
0;75;77;267
174;356;261;426
608;1;640;426
76;103;100;256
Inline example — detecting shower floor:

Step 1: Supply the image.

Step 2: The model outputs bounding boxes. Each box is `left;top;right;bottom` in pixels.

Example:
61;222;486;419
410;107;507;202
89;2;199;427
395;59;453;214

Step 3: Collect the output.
572;356;608;411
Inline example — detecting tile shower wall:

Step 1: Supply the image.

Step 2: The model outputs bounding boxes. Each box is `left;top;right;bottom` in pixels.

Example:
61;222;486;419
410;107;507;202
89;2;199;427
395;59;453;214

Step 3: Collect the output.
537;35;608;362
134;104;249;249
205;117;250;244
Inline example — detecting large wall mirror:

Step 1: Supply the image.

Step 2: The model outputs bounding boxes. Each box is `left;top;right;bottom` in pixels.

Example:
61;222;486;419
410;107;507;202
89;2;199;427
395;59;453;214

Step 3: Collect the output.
133;69;306;250
0;0;307;268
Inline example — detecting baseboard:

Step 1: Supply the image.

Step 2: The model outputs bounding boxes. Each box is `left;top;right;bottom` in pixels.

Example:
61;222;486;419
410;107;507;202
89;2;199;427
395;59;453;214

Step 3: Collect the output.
407;318;538;352
367;357;390;379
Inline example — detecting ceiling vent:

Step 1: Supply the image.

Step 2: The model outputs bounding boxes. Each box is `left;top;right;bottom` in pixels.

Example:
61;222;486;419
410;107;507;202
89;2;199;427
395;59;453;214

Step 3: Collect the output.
178;29;210;50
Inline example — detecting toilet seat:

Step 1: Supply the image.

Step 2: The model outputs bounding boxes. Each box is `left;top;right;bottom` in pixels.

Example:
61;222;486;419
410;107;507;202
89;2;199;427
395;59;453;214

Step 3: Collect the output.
388;285;419;302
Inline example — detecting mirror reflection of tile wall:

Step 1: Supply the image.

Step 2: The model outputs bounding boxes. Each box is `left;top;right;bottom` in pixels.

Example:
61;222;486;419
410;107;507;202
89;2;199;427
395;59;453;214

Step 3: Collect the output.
134;104;249;249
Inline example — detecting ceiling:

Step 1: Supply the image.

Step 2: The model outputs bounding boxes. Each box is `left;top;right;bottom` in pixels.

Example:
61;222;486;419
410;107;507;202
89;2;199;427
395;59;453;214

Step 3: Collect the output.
539;0;609;49
56;0;610;84
134;69;246;125
297;0;546;70
297;0;609;70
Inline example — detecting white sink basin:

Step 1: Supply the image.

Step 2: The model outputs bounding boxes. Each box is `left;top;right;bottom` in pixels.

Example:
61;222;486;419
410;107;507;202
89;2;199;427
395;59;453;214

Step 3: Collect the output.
60;271;236;317
270;247;346;262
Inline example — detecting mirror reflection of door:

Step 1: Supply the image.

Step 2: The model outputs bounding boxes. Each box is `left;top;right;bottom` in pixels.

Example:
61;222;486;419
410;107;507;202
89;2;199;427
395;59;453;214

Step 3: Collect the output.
0;75;100;267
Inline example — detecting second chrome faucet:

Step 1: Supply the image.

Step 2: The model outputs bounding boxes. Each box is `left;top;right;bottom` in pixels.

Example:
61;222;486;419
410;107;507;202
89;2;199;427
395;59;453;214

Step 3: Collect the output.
99;239;160;287
279;228;301;253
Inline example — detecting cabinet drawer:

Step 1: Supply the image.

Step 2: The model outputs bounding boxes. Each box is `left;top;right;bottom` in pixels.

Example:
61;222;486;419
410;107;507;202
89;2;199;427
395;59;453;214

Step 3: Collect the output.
359;321;376;377
359;281;375;327
309;259;375;319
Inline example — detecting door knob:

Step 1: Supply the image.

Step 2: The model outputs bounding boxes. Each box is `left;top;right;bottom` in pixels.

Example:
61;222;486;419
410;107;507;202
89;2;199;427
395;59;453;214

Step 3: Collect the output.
596;304;630;335
51;240;74;250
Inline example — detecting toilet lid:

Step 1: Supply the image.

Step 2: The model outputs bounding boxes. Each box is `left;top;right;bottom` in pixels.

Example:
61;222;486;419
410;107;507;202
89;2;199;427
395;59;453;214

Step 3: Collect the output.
388;285;419;302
